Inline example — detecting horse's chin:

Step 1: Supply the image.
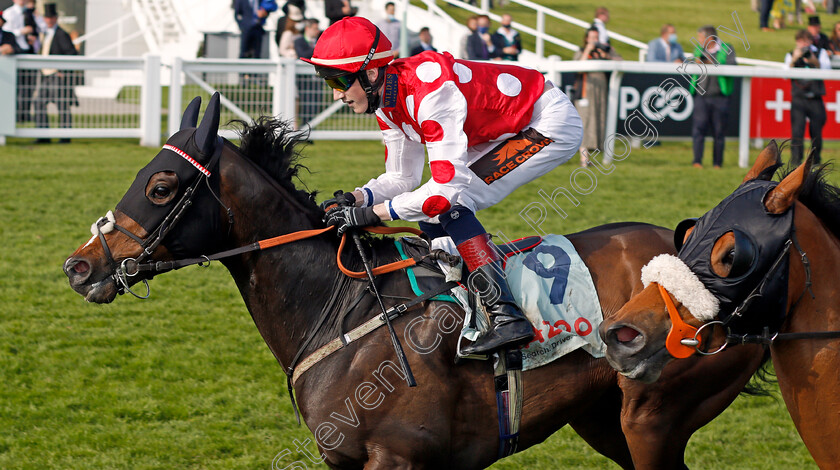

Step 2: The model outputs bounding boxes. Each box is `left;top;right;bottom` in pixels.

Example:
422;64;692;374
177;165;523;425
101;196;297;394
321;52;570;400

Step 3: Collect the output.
76;277;119;304
609;347;672;384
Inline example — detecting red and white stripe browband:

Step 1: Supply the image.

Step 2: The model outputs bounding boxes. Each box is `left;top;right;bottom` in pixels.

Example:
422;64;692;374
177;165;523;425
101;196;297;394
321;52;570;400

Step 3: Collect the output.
162;144;211;177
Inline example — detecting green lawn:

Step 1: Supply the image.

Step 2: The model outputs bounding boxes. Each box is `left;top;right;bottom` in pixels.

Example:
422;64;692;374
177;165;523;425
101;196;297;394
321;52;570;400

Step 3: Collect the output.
1;133;831;469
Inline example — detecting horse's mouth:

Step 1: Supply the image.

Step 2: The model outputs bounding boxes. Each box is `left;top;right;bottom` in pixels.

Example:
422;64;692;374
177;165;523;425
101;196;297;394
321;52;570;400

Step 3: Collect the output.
610;346;672;383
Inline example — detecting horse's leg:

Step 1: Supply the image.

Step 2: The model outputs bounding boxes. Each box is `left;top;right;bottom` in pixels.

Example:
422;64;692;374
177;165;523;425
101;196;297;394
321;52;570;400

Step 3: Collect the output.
619;345;765;469
568;385;634;470
772;340;840;467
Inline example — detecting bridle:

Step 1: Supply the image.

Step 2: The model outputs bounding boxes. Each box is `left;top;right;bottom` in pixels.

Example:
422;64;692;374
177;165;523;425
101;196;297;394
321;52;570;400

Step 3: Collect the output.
90;142;444;299
91;143;225;299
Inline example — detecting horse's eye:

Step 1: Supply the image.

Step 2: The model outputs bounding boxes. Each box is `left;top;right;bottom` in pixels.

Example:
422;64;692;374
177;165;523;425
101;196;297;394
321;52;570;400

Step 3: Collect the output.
152;185;171;199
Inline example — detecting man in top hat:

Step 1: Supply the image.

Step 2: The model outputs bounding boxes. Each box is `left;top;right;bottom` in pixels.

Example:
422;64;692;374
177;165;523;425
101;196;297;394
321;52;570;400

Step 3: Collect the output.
33;3;78;143
808;16;832;52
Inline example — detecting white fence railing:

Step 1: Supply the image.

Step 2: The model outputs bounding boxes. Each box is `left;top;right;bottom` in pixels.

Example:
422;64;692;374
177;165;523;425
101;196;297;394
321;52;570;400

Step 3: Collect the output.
4;55;840;165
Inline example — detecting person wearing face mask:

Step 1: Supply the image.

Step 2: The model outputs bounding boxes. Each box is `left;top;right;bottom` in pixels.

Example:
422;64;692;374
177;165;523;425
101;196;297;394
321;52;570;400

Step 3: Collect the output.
466;15;499;60
277;5;304;59
377;2;401;59
494;14;521;61
646;24;685;63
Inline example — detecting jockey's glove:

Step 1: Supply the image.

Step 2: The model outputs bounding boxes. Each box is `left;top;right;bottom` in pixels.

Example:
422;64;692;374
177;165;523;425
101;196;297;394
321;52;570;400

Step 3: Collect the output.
324;205;380;235
319;191;356;212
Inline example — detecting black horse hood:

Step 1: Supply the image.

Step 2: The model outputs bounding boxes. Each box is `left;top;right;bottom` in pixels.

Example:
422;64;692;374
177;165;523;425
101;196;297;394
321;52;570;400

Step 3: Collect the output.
115;94;224;258
678;179;794;332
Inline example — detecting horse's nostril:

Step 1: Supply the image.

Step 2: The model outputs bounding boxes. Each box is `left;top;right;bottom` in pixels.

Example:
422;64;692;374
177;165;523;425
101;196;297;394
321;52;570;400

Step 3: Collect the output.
616;326;641;344
73;261;90;274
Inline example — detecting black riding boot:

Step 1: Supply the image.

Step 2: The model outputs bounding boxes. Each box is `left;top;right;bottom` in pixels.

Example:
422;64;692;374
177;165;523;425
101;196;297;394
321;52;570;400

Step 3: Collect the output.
456;234;534;356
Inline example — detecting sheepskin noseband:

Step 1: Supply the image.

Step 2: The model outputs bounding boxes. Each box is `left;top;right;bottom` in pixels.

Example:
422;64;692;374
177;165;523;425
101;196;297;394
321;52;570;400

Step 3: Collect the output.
642;254;720;321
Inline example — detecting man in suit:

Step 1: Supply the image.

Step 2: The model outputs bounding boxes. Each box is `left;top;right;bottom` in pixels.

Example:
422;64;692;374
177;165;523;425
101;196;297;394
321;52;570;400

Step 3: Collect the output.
646;24;686;63
494;14;521;61
234;0;277;59
410;27;436;56
33;3;77;144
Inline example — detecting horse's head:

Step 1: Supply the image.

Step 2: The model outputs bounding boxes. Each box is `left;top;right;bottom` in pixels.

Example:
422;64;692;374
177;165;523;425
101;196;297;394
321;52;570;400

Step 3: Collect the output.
64;93;226;303
600;141;813;382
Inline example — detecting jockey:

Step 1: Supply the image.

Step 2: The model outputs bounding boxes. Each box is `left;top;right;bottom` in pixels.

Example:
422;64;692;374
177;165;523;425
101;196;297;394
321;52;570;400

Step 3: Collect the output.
303;17;583;355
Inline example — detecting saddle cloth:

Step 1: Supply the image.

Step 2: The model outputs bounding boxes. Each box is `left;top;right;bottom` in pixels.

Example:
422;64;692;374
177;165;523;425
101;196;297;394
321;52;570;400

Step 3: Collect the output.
397;234;606;371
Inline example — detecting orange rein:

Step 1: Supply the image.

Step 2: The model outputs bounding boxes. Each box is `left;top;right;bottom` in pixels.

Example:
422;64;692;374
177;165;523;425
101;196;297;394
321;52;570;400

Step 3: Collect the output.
655;283;702;359
257;225;425;279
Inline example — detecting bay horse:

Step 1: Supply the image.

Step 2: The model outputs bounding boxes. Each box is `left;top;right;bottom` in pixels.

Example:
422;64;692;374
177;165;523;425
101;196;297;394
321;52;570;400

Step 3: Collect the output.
64;94;766;469
600;141;840;468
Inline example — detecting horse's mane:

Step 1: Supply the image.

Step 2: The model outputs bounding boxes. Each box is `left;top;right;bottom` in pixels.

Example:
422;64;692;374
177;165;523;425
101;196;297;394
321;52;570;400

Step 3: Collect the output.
231;116;397;252
232;116;321;216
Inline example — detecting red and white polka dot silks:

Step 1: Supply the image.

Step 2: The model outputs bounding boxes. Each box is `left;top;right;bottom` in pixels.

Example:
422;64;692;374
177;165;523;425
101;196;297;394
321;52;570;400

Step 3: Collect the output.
358;51;545;221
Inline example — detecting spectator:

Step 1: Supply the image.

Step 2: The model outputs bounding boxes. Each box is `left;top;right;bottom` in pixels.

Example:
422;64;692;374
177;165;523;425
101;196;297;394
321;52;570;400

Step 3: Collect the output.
294;19;322;123
591;6;609;45
277;5;303;58
325;0;356;26
829;20;840;54
759;0;773;31
33;3;78;144
294;18;320;59
410;27;436;56
3;0;33;52
459;15;477;59
494;14;521;61
573;27;620;166
0;12;20;55
688;25;736;169
785;28;830;165
646;24;685;63
377;2;400;58
275;0;306;47
466;14;498;60
807;15;832;52
234;0;277;59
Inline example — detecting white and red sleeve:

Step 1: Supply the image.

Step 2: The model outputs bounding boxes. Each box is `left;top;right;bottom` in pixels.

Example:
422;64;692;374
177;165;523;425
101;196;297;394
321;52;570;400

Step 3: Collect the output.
355;114;425;207
389;81;470;222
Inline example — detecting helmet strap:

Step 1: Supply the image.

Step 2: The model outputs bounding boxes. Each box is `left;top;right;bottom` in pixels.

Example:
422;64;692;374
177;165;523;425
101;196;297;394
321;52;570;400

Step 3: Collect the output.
357;28;385;114
359;67;388;114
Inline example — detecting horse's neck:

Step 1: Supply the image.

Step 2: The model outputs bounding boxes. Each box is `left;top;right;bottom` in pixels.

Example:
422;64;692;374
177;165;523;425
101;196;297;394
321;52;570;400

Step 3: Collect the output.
217;153;349;370
788;204;840;324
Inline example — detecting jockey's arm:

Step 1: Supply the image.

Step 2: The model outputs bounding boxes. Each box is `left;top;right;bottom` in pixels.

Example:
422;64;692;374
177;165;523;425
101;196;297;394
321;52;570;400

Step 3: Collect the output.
353;126;426;213
379;81;471;222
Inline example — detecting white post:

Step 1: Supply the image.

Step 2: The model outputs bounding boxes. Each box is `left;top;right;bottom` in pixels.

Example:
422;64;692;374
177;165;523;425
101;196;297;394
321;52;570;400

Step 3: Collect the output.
481;0;489;11
168;57;183;137
117;18;123;58
603;70;624;164
140;55;161;147
279;59;297;124
739;76;752;168
536;11;545;59
272;59;283;119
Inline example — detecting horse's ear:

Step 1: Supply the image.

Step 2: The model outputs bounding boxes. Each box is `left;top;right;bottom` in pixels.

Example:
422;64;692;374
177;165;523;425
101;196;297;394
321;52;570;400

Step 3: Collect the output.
764;153;812;214
195;92;221;158
743;139;780;183
179;96;201;130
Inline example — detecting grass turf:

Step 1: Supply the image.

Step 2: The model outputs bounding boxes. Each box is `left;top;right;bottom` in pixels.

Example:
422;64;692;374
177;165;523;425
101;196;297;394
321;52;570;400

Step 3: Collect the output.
1;134;831;469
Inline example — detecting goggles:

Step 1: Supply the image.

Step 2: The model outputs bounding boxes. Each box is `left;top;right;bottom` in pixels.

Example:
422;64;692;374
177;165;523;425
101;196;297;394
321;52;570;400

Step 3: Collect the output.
324;73;360;92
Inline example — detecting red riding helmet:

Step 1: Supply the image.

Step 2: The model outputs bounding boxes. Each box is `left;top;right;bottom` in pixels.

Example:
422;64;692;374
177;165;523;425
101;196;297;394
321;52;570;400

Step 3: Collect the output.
301;17;393;74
